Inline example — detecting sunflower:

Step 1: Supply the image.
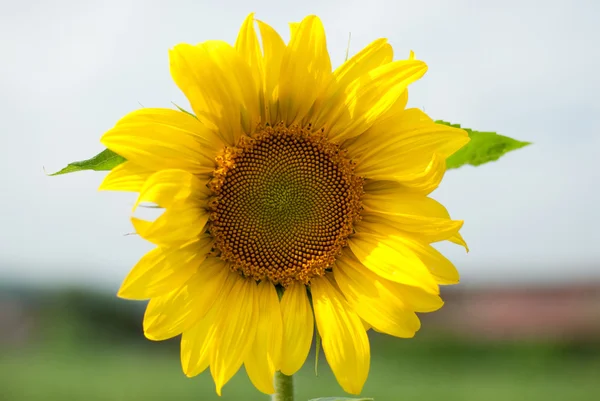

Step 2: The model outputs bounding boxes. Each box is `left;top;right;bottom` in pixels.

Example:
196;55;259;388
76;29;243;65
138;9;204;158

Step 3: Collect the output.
99;13;469;396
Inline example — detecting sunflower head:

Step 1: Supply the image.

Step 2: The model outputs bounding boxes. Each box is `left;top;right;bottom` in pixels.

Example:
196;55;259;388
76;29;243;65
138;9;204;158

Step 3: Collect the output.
209;123;364;287
100;13;469;397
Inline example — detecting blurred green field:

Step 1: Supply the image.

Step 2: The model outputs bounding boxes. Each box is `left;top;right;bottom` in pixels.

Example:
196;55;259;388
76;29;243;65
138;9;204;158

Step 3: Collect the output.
1;289;599;401
2;335;600;401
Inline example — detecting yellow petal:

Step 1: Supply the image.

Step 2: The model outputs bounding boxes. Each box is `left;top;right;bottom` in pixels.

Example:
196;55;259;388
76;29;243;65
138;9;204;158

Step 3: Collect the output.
353;153;445;196
256;19;286;124
354;227;459;285
210;276;258;396
311;275;370;395
348;232;439;293
180;270;237;378
133;169;209;211
334;38;393;89
117;236;213;300
387;153;447;195
337;247;443;313
353;109;469;178
98;162;153;192
341;84;408;152
393;282;445;313
288;22;300;41
180;309;217;377
310;38;393;130
349;108;455;159
326;59;428;143
279;282;314;375
131;202;208;247
235;13;263;101
129;169;210;246
362;186;468;248
169;41;259;146
363;184;450;215
361;319;372;331
450;232;470;252
245;281;283;395
358;211;463;245
143;257;230;340
100;108;220;175
278;15;332;126
402;239;460;285
333;256;422;338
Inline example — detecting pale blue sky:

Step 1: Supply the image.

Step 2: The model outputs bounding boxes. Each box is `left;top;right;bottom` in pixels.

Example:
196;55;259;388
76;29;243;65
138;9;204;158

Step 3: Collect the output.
1;0;598;289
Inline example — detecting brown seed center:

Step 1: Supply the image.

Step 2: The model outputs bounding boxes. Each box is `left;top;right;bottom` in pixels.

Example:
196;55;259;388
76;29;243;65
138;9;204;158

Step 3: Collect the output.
209;124;363;286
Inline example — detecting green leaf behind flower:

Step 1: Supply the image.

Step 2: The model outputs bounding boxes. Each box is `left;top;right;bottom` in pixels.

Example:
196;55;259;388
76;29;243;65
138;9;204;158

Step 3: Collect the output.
438;121;531;170
309;398;374;401
49;149;126;176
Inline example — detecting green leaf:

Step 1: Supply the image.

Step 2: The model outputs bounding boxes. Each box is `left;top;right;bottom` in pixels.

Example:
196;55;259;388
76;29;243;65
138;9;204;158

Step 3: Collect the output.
49;149;126;176
437;121;531;170
309;398;374;401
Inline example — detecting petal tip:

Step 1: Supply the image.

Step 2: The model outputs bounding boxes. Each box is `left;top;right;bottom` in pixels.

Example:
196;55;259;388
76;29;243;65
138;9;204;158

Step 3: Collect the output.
143;330;160;342
214;383;223;397
116;286;139;300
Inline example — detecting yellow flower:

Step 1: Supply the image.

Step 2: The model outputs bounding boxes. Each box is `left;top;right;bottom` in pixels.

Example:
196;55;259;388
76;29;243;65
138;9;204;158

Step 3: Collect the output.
99;13;469;396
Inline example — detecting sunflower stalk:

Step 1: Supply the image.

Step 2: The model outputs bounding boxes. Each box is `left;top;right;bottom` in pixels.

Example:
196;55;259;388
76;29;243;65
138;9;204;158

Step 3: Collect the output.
272;371;294;401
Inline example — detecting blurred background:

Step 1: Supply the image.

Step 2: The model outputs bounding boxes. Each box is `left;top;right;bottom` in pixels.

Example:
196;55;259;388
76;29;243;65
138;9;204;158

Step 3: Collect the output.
1;0;599;400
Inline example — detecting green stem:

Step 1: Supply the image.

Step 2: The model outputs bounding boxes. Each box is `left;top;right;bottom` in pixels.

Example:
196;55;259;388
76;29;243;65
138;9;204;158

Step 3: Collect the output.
271;371;294;401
